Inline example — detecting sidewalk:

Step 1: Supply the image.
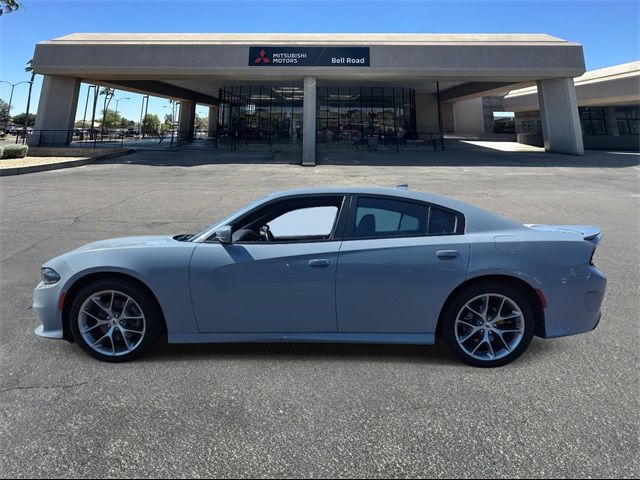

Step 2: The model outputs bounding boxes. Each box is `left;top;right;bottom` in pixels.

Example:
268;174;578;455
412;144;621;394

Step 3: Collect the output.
0;148;135;176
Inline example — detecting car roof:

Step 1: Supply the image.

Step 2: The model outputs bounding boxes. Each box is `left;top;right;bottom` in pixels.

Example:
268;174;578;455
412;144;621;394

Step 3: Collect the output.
265;186;522;233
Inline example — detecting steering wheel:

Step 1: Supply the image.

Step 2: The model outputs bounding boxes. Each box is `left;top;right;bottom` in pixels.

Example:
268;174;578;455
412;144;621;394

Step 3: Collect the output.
259;225;275;242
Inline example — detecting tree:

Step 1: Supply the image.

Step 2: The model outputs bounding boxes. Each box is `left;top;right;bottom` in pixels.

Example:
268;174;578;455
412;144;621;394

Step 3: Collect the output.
24;59;36;131
11;112;36;127
99;87;115;134
0;0;20;15
101;108;123;129
195;113;208;131
163;113;173;132
141;113;160;135
0;99;9;126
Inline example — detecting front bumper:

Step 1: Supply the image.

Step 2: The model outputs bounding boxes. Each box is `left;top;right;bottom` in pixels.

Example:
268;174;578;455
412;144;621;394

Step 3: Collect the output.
537;265;607;338
33;280;65;339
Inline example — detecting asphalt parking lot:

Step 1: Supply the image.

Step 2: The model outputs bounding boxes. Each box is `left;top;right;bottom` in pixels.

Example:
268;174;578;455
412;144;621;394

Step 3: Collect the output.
1;144;638;478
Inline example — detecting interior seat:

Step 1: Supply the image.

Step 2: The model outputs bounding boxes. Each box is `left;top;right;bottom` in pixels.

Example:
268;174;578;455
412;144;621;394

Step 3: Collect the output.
355;214;377;237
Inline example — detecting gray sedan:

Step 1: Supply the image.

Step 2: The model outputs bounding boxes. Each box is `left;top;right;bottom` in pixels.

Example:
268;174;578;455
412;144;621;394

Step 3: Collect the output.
33;186;607;367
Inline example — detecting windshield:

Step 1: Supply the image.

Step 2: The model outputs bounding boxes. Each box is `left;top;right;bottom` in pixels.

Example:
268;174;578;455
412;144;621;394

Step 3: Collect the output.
190;195;268;242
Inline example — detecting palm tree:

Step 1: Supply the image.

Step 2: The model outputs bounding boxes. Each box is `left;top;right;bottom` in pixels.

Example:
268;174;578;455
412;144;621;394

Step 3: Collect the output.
23;59;35;136
99;87;115;137
0;0;21;16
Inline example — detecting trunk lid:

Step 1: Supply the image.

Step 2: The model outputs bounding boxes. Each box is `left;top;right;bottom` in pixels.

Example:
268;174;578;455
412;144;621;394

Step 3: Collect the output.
525;224;602;246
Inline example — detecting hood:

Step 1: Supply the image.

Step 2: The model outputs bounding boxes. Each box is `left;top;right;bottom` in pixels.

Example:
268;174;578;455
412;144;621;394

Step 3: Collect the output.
72;235;178;252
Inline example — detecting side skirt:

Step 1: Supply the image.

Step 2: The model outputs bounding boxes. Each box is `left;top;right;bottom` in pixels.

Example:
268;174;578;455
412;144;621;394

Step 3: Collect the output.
168;332;436;345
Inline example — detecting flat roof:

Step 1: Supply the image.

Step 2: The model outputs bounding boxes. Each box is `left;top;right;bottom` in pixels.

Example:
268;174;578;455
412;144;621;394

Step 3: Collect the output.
32;32;586;101
45;32;575;46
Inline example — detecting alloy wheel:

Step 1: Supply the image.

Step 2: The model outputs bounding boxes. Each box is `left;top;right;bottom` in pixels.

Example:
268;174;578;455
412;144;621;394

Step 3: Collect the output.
78;290;146;357
454;293;525;362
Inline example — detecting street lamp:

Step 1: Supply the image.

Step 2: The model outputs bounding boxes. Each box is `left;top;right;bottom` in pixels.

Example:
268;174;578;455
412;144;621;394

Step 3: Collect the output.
113;97;130;132
81;85;96;138
163;100;179;147
139;95;149;138
1;80;33;133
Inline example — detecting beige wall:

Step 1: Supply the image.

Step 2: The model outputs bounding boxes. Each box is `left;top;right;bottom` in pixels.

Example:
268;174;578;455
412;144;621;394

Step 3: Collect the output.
453;97;485;135
415;93;439;133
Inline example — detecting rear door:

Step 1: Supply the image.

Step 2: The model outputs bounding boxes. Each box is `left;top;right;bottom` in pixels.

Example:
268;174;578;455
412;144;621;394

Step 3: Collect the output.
336;196;470;333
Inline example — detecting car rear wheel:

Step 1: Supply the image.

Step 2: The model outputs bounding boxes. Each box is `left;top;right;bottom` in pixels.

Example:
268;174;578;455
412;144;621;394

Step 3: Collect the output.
441;282;535;367
69;279;162;362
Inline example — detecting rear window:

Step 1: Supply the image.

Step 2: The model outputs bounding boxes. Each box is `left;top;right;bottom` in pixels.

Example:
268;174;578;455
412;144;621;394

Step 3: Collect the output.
428;207;458;235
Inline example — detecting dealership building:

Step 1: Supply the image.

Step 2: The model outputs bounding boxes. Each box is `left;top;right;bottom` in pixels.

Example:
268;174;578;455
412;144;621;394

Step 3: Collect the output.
30;33;591;164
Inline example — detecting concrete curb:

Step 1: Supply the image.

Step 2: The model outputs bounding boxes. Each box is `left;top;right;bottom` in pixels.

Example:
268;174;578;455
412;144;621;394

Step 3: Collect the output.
0;148;137;176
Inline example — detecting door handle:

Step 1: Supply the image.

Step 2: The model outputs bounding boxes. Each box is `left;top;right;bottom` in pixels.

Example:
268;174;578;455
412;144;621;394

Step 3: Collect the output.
308;258;331;267
436;250;460;259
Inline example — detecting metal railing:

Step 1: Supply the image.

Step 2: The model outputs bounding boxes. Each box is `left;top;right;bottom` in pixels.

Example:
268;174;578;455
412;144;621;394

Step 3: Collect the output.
193;129;445;152
202;129;303;152
5;129;188;150
316;130;444;152
3;128;445;153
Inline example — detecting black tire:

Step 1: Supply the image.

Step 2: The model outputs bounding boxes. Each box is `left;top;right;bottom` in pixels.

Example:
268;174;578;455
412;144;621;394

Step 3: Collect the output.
441;281;535;368
69;278;163;363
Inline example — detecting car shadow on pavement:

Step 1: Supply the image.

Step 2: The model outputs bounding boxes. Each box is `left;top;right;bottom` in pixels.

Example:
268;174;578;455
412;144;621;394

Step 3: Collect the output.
138;336;562;367
141;340;461;366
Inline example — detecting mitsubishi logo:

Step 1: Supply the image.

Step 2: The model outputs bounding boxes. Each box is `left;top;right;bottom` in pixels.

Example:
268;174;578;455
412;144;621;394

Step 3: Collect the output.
254;49;270;64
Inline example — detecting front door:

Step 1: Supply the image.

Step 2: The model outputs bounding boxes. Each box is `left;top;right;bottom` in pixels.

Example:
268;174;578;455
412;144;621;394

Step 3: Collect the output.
189;195;347;333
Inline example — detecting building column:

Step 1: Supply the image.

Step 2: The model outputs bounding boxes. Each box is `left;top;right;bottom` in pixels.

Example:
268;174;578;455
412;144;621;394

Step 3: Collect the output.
178;100;196;142
208;105;218;138
302;76;316;166
537;78;584;155
28;75;81;146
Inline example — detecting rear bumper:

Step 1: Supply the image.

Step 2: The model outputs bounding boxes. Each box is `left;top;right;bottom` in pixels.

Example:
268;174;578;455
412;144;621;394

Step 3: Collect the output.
537;265;607;339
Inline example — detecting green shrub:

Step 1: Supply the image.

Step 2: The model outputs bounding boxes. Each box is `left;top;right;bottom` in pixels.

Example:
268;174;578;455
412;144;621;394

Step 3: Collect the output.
1;144;28;159
0;146;4;158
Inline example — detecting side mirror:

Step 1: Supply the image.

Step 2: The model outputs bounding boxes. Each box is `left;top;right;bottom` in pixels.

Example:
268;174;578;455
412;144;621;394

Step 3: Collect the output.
213;226;232;244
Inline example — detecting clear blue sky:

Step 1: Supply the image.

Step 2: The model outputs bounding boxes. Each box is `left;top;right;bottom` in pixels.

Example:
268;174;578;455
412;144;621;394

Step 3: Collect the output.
1;0;638;123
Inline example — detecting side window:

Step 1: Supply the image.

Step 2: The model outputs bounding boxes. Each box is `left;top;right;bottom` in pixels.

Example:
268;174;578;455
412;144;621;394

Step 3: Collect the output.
352;197;462;239
231;196;344;243
353;197;429;238
268;206;338;238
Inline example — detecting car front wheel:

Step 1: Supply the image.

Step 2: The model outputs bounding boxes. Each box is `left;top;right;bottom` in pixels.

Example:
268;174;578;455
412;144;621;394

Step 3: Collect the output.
441;282;535;367
69;279;162;362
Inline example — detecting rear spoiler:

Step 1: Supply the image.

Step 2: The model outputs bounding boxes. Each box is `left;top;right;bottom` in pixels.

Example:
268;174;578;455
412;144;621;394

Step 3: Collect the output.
525;224;602;247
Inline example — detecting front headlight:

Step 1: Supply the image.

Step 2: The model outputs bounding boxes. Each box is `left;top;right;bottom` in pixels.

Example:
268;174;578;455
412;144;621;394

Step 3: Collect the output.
41;267;61;285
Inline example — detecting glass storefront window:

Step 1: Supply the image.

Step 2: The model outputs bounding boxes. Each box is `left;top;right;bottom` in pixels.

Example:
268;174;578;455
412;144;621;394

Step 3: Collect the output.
579;107;607;135
317;86;416;146
217;85;417;146
517;120;540;135
616;106;639;136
